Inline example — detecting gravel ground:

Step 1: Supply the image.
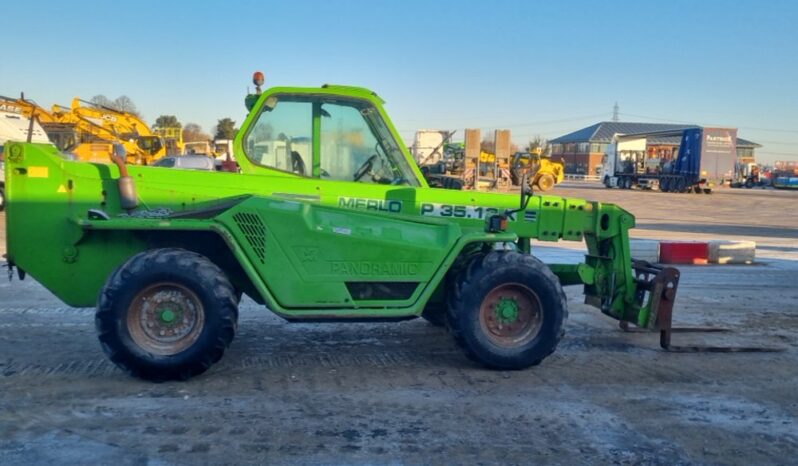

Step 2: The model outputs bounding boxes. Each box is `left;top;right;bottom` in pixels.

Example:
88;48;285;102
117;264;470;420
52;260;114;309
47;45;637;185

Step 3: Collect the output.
1;186;797;465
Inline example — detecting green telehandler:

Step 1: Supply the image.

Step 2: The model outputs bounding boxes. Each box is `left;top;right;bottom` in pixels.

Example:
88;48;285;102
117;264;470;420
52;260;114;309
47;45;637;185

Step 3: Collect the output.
3;77;687;381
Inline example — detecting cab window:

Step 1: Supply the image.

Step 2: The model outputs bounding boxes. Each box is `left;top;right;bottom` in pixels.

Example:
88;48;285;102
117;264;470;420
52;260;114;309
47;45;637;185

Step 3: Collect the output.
244;99;311;176
243;95;419;186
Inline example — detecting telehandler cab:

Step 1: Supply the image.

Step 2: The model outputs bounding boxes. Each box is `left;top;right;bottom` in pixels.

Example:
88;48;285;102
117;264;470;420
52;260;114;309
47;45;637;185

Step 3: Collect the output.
4;75;686;381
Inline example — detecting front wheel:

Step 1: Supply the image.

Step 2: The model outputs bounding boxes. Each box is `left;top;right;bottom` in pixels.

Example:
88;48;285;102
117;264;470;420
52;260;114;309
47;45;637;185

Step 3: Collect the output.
447;251;567;370
96;248;238;381
536;174;556;192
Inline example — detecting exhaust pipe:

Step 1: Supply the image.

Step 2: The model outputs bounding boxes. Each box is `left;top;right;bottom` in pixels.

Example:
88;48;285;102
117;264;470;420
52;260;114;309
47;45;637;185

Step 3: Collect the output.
111;144;138;210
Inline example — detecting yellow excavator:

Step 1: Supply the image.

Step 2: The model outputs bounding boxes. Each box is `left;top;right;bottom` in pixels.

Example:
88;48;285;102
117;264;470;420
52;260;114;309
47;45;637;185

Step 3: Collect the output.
50;98;166;164
2;94;166;165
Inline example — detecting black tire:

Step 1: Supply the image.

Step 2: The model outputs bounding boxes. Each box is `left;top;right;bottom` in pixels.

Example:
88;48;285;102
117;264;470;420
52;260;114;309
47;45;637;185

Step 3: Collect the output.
536;174;556;192
674;177;686;193
447;251;567;370
603;176;611;189
96;248;238;381
745;179;754;189
660;178;670;192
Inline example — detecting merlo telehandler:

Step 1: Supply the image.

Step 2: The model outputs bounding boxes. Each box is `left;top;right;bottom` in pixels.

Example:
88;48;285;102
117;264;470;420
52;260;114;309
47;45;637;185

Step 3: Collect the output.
3;77;686;381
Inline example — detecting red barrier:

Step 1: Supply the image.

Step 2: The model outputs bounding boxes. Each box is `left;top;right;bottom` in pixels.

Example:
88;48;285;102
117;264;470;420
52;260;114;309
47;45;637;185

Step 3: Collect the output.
659;241;709;264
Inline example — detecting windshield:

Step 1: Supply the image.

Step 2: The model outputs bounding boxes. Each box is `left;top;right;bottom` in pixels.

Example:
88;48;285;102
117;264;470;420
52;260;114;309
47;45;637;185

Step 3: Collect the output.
358;105;420;186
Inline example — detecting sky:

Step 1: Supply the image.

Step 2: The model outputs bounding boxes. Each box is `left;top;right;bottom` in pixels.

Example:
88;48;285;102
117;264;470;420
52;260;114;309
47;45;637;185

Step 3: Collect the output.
3;0;797;163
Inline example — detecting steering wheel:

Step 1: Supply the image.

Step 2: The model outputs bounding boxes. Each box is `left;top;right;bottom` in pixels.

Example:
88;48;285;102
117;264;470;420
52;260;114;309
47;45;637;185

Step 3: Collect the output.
353;154;379;182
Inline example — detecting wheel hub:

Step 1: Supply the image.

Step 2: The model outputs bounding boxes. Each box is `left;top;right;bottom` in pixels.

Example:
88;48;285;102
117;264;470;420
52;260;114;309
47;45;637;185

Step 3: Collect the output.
496;297;519;323
479;283;543;347
159;308;177;324
127;283;205;356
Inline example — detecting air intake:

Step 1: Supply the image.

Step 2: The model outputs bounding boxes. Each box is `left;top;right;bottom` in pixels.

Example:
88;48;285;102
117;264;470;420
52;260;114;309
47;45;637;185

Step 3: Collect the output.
232;212;267;263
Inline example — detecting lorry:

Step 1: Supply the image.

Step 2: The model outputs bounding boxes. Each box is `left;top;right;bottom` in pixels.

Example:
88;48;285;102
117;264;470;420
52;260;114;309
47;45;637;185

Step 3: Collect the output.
5;78;707;381
601;128;737;193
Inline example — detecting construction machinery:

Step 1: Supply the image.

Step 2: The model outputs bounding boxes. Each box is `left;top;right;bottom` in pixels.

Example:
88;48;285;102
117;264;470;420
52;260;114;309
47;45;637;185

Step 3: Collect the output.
0;94;78;153
7;77;745;382
1;94;165;165
419;129;512;191
510;150;565;192
51;98;166;164
153;126;184;156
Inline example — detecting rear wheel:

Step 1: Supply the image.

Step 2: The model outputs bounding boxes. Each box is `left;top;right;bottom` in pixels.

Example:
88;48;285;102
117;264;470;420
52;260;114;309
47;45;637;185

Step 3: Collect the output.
674;177;686;193
96;248;238;381
660;178;670;192
447;251;566;370
536;174;556;192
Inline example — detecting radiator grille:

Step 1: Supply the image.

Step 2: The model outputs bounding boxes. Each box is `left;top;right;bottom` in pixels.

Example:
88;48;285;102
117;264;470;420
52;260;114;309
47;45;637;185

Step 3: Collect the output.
233;212;267;263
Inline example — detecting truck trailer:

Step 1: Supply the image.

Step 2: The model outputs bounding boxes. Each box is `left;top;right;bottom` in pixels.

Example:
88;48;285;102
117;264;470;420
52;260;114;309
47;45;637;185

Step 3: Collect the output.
601;127;738;193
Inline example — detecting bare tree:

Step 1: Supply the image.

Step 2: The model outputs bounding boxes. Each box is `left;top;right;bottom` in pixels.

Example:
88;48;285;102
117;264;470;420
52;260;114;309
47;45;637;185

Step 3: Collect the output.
113;95;139;116
89;94;140;117
527;135;550;156
90;95;114;108
183;123;210;142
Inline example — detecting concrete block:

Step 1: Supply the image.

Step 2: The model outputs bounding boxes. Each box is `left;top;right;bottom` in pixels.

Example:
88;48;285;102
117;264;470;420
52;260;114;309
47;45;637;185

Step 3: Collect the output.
630;239;660;263
708;240;756;264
